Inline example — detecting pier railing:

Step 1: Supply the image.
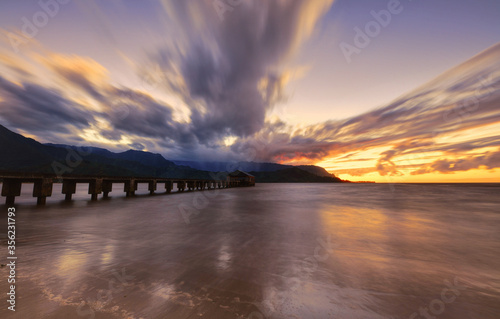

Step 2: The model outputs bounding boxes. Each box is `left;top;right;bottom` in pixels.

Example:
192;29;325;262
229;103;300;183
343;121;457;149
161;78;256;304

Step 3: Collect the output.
0;173;244;205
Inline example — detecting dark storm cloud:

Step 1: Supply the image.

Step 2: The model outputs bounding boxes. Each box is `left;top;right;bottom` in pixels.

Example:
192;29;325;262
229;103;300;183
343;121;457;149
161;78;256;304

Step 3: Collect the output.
0;1;334;159
0;64;193;150
89;85;200;148
104;88;177;138
152;1;334;144
0;76;93;133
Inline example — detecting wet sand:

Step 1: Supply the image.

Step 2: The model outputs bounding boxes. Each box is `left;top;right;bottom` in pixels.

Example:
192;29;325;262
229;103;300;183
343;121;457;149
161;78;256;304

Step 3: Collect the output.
0;183;499;318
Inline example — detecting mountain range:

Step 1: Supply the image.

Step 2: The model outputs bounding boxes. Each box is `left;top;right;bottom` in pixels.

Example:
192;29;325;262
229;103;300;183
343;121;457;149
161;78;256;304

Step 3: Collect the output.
0;124;344;183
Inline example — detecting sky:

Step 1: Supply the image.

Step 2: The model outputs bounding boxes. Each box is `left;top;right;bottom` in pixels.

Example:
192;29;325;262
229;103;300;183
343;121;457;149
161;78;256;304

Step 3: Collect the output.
0;0;499;182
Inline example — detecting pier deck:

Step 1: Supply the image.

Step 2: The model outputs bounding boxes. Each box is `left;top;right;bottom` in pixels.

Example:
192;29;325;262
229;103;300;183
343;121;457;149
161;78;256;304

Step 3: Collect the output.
0;173;246;205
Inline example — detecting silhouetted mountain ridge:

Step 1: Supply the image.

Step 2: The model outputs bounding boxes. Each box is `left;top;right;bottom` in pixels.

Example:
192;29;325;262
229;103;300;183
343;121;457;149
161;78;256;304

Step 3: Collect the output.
250;167;343;183
45;144;177;168
0;124;346;182
172;160;292;172
172;160;337;178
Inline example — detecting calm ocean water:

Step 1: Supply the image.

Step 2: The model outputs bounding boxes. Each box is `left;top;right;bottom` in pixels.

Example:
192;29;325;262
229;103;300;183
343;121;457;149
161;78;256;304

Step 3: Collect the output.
0;183;499;318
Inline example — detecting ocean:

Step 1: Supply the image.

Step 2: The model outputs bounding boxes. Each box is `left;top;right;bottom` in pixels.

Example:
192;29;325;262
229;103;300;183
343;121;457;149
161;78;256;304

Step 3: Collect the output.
0;183;499;318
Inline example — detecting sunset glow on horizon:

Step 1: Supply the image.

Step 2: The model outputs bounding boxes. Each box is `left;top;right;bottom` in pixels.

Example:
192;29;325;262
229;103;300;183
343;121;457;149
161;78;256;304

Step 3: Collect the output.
0;0;499;182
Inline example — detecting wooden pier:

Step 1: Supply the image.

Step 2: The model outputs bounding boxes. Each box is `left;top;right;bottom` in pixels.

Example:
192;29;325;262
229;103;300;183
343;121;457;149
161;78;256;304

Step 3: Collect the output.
0;173;247;205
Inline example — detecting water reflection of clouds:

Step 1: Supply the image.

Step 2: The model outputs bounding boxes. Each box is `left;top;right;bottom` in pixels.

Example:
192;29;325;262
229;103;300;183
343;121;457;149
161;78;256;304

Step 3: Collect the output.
216;244;232;272
56;248;89;294
147;281;197;311
320;205;390;242
99;243;115;268
150;282;176;300
58;249;88;274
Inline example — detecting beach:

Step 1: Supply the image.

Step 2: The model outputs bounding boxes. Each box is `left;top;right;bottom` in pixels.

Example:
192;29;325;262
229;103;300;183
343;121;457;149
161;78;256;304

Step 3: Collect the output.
0;183;499;318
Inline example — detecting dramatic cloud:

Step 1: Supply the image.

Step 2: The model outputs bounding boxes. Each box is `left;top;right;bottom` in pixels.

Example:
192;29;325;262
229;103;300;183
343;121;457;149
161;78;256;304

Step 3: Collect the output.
103;87;196;145
149;0;334;143
0;0;336;157
231;43;500;176
0;75;94;133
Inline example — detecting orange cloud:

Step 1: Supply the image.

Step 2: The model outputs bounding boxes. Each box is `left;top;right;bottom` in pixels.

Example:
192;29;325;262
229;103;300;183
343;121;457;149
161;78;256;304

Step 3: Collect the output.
231;43;500;181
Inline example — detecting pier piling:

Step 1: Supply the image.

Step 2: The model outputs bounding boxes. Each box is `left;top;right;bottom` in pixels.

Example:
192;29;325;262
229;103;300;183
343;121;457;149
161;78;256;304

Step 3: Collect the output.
62;180;77;201
177;181;186;192
148;181;157;195
88;179;103;201
124;180;137;197
165;181;173;193
2;178;22;205
33;178;53;205
102;181;113;198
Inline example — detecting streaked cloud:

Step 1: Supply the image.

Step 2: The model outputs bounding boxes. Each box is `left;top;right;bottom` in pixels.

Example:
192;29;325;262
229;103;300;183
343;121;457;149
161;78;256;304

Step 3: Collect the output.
231;43;500;178
0;75;94;133
149;0;335;143
411;148;500;175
